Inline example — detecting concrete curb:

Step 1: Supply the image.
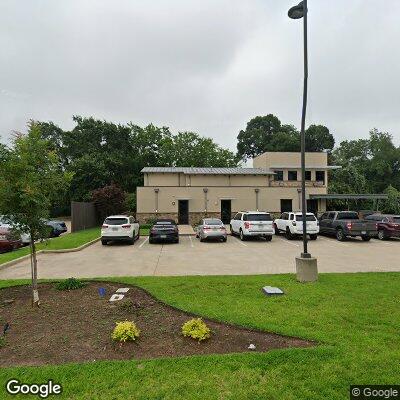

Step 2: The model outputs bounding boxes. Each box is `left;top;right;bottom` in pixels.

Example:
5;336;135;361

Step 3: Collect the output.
0;237;100;271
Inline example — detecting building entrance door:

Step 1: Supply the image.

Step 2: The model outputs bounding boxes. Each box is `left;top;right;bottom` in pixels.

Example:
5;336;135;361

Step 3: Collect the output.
307;199;318;214
220;200;231;224
178;200;189;224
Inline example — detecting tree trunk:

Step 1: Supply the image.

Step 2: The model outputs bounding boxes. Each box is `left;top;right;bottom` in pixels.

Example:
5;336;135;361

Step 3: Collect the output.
30;233;40;307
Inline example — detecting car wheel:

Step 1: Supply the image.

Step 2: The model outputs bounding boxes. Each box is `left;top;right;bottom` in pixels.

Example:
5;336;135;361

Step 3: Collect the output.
265;235;272;242
149;238;154;244
200;236;205;242
222;237;227;242
309;234;318;240
175;238;179;244
361;235;371;242
285;228;293;240
230;225;234;236
240;229;246;241
274;224;279;235
378;230;386;240
128;237;135;245
101;240;108;246
336;229;346;241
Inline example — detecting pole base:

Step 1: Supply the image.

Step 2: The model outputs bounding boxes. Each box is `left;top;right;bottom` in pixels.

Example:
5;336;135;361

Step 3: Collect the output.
295;256;318;282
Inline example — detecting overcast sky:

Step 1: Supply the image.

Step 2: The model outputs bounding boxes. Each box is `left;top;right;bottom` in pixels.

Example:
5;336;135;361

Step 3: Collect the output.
1;0;399;151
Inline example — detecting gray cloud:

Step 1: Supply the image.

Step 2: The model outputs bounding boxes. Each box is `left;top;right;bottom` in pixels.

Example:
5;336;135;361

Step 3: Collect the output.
1;0;399;149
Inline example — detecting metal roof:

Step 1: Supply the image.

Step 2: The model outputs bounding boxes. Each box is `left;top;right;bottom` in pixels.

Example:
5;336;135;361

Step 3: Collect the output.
141;167;275;175
309;194;388;200
269;165;341;170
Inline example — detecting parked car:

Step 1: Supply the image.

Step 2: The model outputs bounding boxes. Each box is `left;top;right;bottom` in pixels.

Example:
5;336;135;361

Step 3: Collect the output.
0;216;30;245
230;211;274;241
45;220;68;237
0;227;23;253
365;214;400;240
319;211;378;241
196;218;227;242
274;212;319;240
149;219;179;244
101;215;140;245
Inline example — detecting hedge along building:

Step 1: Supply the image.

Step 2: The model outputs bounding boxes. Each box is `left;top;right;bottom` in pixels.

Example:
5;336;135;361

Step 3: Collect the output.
136;152;340;225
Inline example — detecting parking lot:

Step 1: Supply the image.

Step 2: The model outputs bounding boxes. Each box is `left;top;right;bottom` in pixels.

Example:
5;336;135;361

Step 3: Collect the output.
1;233;399;279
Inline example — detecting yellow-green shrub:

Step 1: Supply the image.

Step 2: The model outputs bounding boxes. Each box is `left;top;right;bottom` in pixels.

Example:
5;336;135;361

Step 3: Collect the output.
181;318;211;342
111;321;140;342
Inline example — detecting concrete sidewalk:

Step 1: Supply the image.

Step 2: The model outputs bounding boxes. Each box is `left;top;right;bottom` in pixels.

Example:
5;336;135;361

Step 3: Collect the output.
178;225;196;235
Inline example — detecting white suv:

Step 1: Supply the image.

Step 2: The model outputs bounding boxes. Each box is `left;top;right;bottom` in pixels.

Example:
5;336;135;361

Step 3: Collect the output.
274;212;319;240
101;215;140;245
230;211;274;241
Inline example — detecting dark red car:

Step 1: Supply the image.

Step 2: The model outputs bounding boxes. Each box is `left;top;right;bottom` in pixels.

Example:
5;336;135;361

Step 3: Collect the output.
365;214;400;240
0;227;22;253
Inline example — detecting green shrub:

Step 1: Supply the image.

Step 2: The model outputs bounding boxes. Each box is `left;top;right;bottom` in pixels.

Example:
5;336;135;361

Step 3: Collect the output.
56;277;86;291
140;224;152;230
117;298;138;313
124;192;136;213
0;336;5;348
112;321;140;342
182;318;211;342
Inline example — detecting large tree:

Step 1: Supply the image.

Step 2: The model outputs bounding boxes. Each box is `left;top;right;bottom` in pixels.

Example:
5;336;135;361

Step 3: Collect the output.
35;117;238;206
236;114;334;160
0;122;71;306
331;129;400;193
305;125;335;153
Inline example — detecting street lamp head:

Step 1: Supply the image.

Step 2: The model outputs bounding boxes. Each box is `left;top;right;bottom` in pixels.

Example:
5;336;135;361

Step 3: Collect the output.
288;1;306;19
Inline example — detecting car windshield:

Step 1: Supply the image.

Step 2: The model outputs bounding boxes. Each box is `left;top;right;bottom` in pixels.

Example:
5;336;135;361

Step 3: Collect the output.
204;219;222;225
244;214;272;221
104;218;128;225
337;212;359;220
393;217;400;223
295;215;316;221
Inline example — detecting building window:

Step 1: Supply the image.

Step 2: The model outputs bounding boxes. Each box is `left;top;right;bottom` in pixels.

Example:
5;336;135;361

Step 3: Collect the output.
305;170;312;181
316;170;325;184
280;199;293;213
274;170;284;181
288;171;298;181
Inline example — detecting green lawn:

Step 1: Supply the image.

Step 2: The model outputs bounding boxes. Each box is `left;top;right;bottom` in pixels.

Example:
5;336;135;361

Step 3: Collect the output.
140;228;150;236
0;227;100;265
0;273;399;399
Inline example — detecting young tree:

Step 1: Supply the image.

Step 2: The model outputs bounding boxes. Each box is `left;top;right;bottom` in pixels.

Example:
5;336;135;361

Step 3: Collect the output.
0;122;71;306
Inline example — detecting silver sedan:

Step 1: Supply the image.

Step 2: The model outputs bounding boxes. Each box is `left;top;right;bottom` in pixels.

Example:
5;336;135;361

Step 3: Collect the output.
196;218;227;242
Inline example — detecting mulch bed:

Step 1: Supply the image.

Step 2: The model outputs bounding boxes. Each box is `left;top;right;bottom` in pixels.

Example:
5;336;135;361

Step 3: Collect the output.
0;282;314;367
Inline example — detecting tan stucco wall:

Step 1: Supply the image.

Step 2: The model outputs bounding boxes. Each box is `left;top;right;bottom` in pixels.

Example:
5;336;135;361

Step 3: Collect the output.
145;173;273;187
147;173;180;186
137;186;327;214
253;151;328;169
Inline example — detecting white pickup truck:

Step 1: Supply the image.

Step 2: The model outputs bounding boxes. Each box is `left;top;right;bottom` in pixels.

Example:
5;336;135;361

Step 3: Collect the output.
274;212;319;240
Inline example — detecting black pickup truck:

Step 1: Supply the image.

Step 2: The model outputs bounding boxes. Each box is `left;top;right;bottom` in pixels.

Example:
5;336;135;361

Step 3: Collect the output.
319;211;378;241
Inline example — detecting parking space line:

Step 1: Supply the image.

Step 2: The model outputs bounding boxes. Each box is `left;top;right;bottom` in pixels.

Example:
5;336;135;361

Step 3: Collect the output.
189;236;194;248
318;236;349;246
139;237;149;248
233;237;247;246
277;237;300;247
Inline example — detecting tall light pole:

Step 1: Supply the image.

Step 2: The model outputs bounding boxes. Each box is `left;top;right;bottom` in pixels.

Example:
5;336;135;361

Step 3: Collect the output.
288;0;318;281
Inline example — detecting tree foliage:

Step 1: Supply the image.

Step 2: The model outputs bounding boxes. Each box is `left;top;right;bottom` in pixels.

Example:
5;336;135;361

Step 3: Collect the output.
35;117;238;209
330;129;400;212
237;114;335;159
91;184;126;220
0;122;71;305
